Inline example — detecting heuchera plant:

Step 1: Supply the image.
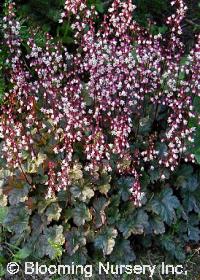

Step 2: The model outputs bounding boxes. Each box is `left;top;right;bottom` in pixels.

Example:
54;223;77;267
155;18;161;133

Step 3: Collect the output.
0;0;200;208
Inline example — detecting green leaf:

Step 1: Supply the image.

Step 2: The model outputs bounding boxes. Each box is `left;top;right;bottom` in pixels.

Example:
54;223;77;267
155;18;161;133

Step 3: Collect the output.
118;209;149;238
37;152;47;165
8;184;31;205
148;168;160;183
187;214;200;242
57;190;68;202
96;173;112;195
149;215;165;235
30;214;43;235
63;208;73;223
0;193;7;207
45;203;62;223
72;203;92;226
116;177;133;201
94;227;118;255
98;183;110;195
180;56;188;66
0;168;12;182
44;225;65;259
69;163;83;181
195;153;200;164
158;25;168;34
182;176;199;192
26;153;47;173
13;247;31;261
70;183;94;202
139;117;153;135
160;234;186;262
107;195;121;225
0;206;8;224
65;228;86;256
161;235;186;262
110;239;136;264
0;264;5;277
178;71;185;80
181;177;200;213
26;161;38;173
38;197;57;214
188;224;200;242
174;164;194;187
140;171;150;189
29;235;47;259
21;150;29;160
92;197;110;229
148;188;180;225
156;142;168;157
160;235;175;253
62;248;87;265
179;214;200;242
95;0;105;13
174;247;186;262
3;204;30;236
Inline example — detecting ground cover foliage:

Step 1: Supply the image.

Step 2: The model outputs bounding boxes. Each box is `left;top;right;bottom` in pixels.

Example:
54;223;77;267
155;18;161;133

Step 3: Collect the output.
0;0;200;278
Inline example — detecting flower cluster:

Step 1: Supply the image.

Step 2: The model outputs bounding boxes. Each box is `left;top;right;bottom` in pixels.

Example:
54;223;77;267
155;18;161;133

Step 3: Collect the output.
59;0;87;23
0;0;199;206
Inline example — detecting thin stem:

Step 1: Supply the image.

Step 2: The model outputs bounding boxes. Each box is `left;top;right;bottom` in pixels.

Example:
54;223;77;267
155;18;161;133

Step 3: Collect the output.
18;160;32;187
